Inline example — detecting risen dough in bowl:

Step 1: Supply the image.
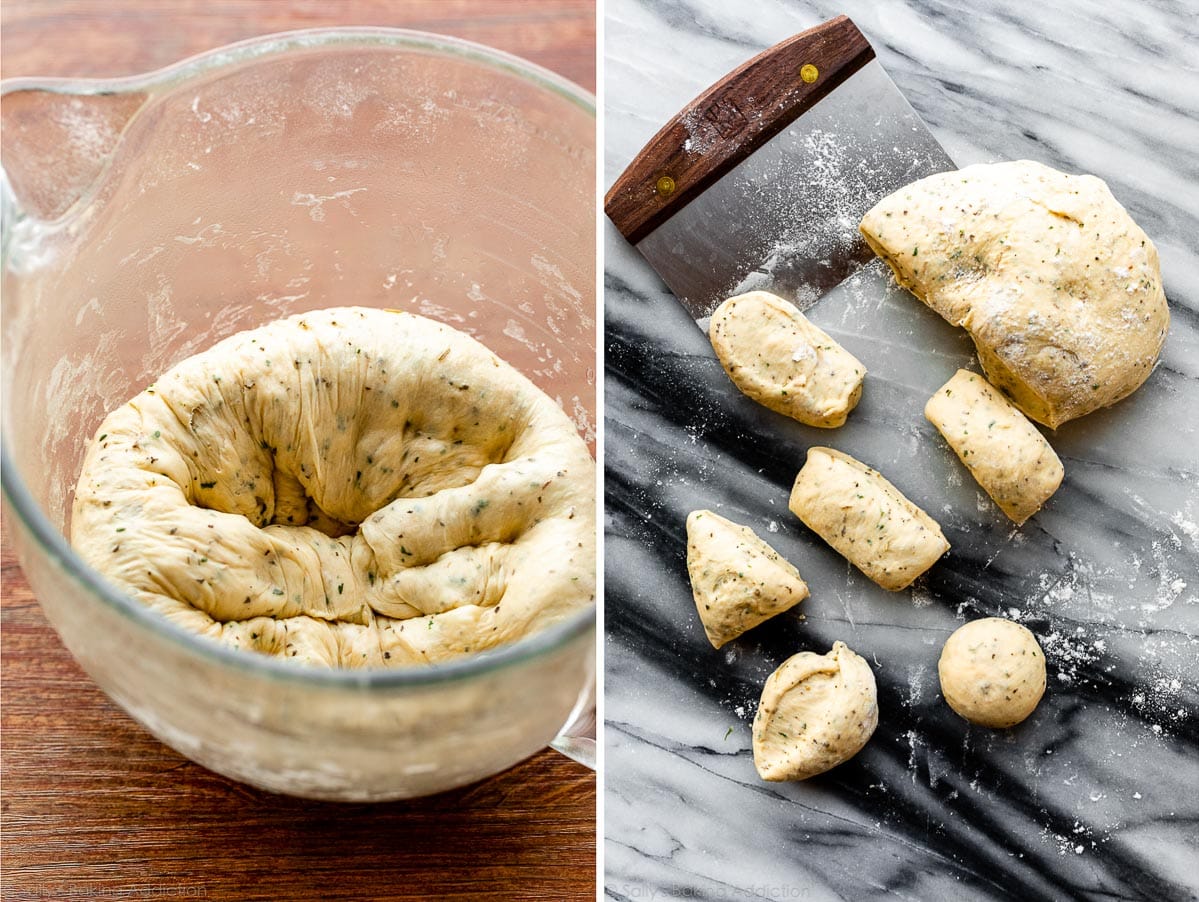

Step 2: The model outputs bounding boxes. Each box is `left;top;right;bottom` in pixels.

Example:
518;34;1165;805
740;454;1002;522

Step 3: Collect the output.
71;308;595;668
859;160;1169;428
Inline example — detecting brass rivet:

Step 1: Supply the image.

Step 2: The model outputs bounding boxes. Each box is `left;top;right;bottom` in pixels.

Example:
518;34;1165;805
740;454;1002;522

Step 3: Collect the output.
656;175;676;197
801;63;819;84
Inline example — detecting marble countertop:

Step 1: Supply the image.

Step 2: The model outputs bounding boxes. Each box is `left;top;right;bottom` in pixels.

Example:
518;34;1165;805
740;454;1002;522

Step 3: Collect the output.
602;1;1198;900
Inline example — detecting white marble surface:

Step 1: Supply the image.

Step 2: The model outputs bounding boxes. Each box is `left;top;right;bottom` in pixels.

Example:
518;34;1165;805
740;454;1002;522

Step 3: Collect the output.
603;1;1199;899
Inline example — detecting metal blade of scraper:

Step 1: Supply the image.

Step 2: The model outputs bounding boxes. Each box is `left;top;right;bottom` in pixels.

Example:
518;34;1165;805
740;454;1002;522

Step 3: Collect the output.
605;16;955;322
638;61;954;319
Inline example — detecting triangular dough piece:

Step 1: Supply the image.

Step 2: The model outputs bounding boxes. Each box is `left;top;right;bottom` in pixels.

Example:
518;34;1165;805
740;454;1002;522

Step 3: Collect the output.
685;510;809;649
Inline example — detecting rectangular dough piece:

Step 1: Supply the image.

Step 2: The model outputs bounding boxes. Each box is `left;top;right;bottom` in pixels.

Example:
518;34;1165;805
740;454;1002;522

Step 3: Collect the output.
924;369;1064;524
708;291;865;428
788;447;949;591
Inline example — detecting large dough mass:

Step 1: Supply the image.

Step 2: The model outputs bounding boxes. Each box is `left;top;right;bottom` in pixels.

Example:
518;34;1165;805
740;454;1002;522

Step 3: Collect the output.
71;308;595;668
860;160;1169;428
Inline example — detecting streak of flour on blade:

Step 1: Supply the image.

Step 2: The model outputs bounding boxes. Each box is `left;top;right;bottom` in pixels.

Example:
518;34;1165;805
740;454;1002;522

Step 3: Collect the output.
726;127;872;308
724;121;943;310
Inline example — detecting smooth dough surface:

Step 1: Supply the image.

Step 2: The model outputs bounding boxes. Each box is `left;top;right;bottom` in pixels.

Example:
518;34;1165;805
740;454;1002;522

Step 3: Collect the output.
859;160;1169;428
938;618;1046;728
685;509;809;649
925;369;1064;524
708;291;865;428
71;307;595;669
788;447;949;591
753;641;878;781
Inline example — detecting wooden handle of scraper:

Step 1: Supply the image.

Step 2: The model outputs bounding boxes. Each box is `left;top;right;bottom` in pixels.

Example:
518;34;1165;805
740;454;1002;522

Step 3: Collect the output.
604;16;874;245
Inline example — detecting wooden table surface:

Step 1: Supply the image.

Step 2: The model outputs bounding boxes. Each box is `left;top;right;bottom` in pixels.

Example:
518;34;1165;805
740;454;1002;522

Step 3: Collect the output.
0;3;596;900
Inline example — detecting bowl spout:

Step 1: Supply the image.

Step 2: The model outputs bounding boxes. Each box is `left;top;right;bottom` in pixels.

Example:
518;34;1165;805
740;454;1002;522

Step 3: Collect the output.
0;87;147;221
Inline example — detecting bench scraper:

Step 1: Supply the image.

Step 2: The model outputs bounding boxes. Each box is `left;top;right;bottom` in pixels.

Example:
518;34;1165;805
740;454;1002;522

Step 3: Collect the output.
604;15;955;321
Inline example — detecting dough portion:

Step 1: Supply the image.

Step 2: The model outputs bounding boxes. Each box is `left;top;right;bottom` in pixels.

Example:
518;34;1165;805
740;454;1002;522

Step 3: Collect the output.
708;291;865;428
788;447;949;591
925;369;1064;524
71;307;595;669
685;510;809;649
753;641;878;781
938;618;1046;728
859;160;1169;428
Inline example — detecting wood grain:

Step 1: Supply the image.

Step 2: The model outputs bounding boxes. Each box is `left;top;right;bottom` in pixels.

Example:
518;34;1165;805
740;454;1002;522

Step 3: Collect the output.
604;15;872;244
0;0;596;91
0;2;595;900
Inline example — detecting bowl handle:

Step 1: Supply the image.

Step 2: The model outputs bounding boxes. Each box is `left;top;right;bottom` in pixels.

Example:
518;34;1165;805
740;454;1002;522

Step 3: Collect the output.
549;654;596;770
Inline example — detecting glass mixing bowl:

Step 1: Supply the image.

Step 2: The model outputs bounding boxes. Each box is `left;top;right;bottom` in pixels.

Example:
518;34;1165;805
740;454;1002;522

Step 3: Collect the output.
1;28;596;801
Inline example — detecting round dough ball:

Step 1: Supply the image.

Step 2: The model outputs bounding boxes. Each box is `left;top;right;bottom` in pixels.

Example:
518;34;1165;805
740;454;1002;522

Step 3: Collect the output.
938;618;1046;728
752;641;878;781
860;160;1169;428
71;307;595;669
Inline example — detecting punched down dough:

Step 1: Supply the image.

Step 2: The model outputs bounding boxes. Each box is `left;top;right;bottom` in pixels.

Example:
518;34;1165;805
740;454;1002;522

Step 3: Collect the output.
925;369;1064;524
938;618;1046;728
753;641;878;781
685;510;809;648
859;160;1169;428
71;307;595;669
789;447;949;591
708;291;865;428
